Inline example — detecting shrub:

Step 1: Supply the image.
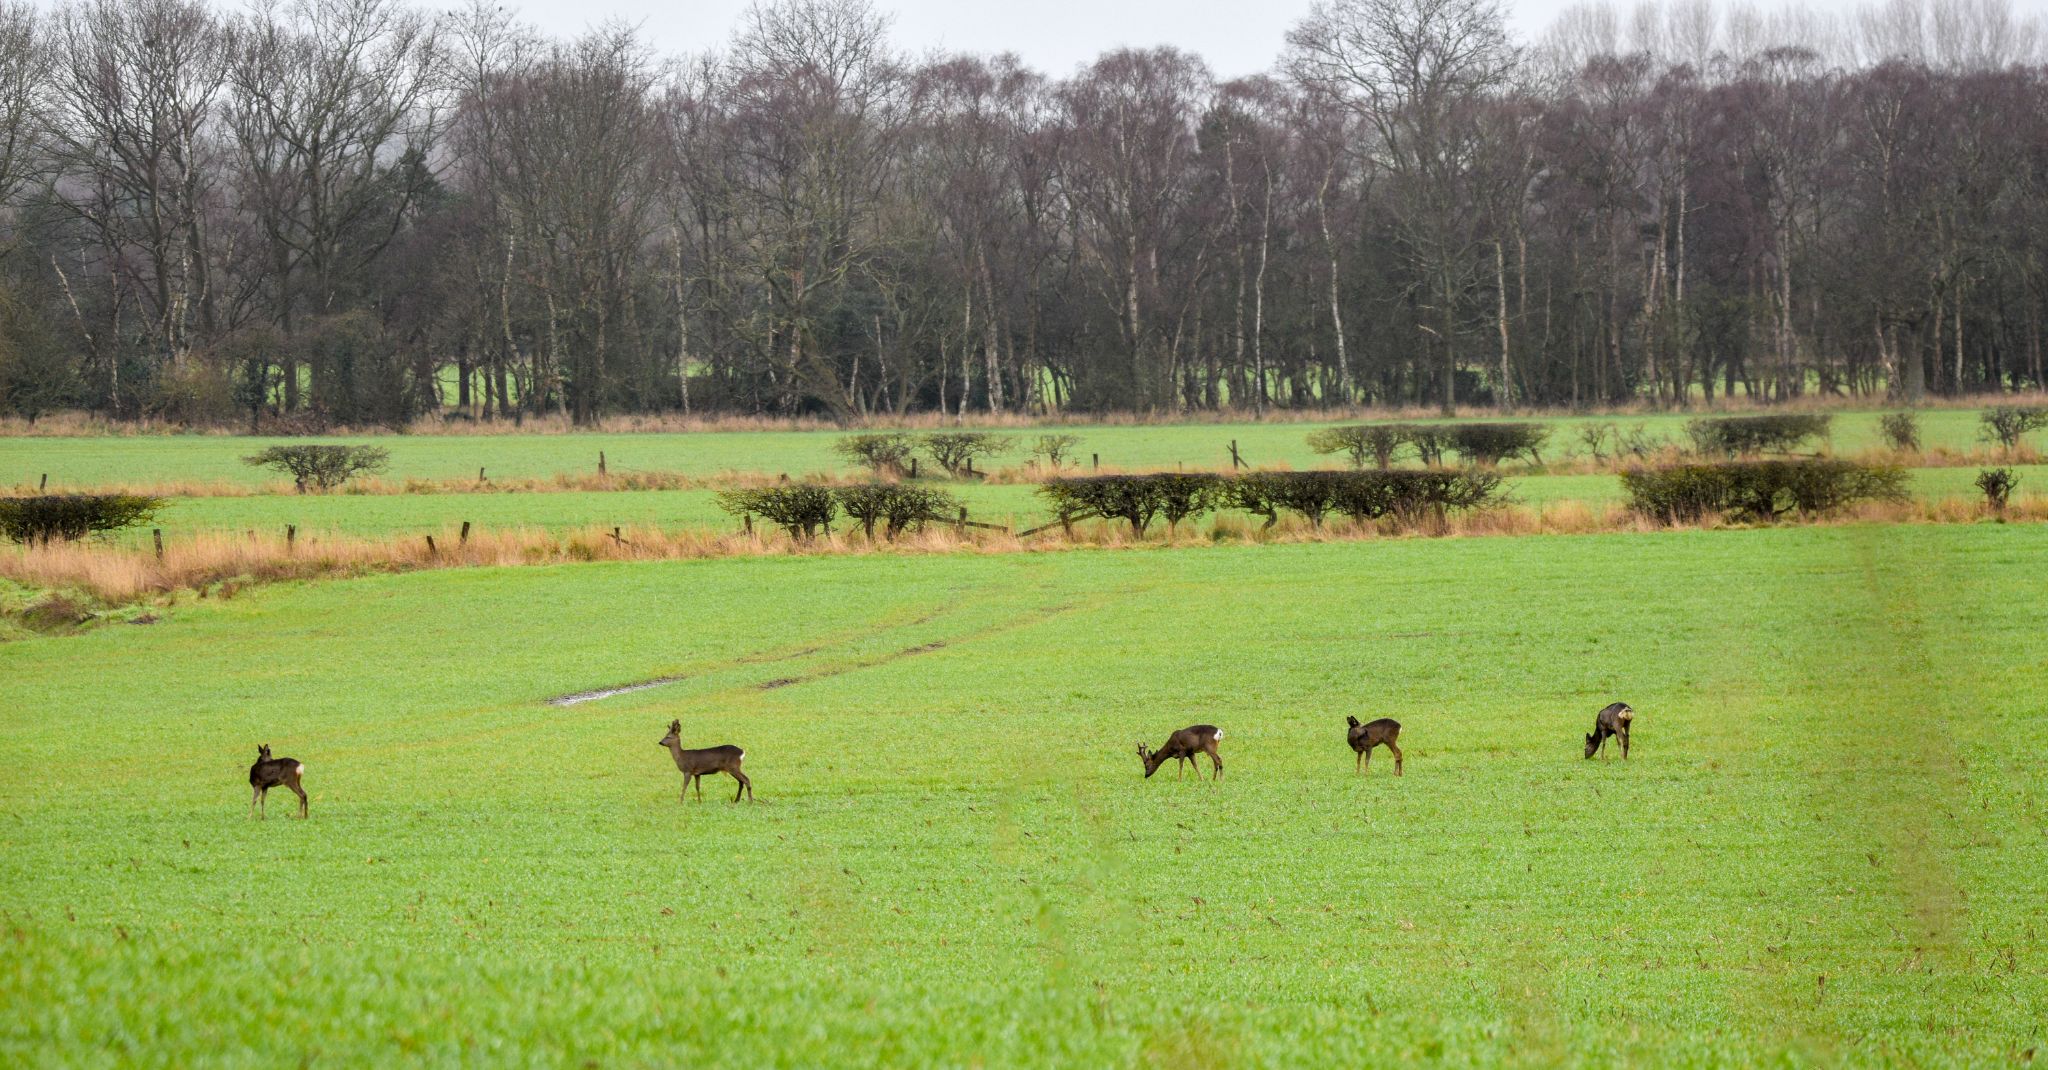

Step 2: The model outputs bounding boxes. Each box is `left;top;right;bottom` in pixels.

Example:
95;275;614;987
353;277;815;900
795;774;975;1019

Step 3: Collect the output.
1404;425;1453;466
715;484;837;539
1028;434;1082;468
922;432;1013;477
1979;406;2048;449
243;445;390;492
1685;414;1832;457
1307;425;1407;470
0;494;165;544
1878;412;1920;451
1447;423;1549;466
1261;472;1343;528
834;483;959;539
1038;475;1165;536
1328;470;1506;525
1151;473;1225;532
832;433;916;476
1621;459;1906;524
1975;468;2018;512
1224;472;1285;529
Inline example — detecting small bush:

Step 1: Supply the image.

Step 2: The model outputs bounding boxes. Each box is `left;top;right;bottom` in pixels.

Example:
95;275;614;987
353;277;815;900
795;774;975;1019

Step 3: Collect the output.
1975;468;2018;512
833;433;916;476
1404;425;1453;466
1979;407;2048;450
1685;414;1832;457
922;432;1013;477
834;483;959;539
1224;472;1285;529
1151;473;1226;532
1328;470;1507;525
1307;425;1407;470
1447;423;1550;466
715;484;837;539
243;445;390;492
0;494;164;543
1038;475;1165;536
1878;412;1920;452
1028;434;1082;468
1621;459;1906;523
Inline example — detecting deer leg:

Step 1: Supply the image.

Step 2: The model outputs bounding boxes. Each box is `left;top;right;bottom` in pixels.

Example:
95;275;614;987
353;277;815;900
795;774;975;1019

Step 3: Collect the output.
1388;742;1403;777
731;769;751;803
289;778;307;818
258;786;267;820
250;786;260;819
1355;748;1364;773
1621;728;1630;760
1208;744;1222;780
694;774;705;802
1176;757;1186;780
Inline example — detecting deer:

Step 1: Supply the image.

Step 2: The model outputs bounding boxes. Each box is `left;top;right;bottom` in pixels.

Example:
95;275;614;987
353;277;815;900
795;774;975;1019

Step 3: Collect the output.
1583;702;1635;760
1346;716;1403;775
248;745;307;819
658;719;753;802
1137;725;1223;780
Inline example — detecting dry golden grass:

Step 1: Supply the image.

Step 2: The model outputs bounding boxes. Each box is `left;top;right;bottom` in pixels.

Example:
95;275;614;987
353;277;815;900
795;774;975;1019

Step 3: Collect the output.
6;492;2038;607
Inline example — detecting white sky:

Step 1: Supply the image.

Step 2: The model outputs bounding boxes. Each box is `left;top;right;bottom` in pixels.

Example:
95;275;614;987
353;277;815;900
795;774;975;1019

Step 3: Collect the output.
504;0;1906;78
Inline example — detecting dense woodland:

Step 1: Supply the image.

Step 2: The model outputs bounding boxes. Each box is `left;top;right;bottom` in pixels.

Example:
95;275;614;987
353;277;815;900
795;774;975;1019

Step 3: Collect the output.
0;0;2044;426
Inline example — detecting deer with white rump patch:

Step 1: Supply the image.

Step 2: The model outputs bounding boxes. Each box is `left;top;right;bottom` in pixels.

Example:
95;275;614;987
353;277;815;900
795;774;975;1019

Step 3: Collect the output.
248;745;307;819
659;720;753;802
1583;702;1634;760
1138;724;1223;780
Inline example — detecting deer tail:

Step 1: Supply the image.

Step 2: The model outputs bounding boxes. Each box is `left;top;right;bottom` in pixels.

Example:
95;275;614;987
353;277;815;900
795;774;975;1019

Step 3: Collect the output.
1213;728;1223;740
295;763;305;775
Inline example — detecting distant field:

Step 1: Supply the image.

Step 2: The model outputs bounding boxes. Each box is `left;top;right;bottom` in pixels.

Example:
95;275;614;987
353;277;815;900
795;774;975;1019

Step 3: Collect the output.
2;526;2044;1064
0;407;2017;489
89;464;2048;543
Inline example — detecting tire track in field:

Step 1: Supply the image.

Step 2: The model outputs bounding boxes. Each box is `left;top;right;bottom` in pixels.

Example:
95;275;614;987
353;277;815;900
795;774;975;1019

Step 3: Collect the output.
545;606;953;706
748;597;1088;693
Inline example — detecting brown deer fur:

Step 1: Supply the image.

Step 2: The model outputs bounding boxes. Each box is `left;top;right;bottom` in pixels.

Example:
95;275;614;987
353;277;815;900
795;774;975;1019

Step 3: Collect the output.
659;719;753;802
248;744;307;819
1138;725;1223;780
1584;702;1634;760
1346;716;1403;775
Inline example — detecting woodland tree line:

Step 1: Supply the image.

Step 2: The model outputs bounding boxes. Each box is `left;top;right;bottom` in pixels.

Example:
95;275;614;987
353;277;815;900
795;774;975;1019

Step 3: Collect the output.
0;0;2044;427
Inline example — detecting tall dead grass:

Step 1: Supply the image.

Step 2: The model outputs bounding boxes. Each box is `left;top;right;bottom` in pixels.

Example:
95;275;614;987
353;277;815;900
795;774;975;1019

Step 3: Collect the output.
6;492;2038;607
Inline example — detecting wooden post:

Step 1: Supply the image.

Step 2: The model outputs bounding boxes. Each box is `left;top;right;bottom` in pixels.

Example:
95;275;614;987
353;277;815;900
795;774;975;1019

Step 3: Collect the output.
612;526;622;543
598;451;607;476
1091;453;1099;470
152;529;164;560
966;457;975;477
910;457;918;479
425;535;438;556
1230;440;1243;469
478;467;486;483
744;514;753;536
957;506;968;534
39;473;47;491
459;521;471;545
286;525;296;550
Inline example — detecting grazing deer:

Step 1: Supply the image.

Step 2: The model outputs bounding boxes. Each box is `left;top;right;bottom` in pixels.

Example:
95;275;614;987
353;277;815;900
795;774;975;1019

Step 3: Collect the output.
658;719;753;802
1138;725;1223;780
1583;702;1634;760
248;745;307;819
1346;716;1403;775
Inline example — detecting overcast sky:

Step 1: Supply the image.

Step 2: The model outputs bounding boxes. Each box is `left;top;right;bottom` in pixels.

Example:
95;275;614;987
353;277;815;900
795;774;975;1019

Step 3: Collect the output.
504;0;1603;78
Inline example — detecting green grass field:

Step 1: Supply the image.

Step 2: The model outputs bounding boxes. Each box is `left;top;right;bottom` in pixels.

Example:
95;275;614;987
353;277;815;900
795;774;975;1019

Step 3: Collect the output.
0;408;2021;489
3;525;2044;1065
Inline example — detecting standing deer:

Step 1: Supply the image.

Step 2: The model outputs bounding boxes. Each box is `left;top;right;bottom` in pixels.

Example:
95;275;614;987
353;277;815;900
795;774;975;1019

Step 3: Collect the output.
1137;725;1223;780
248;744;307;819
658;719;753;802
1583;702;1635;760
1346;716;1403;775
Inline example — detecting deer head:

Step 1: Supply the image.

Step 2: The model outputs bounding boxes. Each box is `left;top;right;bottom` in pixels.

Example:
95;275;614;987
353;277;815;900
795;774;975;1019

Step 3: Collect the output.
1583;732;1600;759
1136;741;1162;778
258;744;271;760
658;720;681;749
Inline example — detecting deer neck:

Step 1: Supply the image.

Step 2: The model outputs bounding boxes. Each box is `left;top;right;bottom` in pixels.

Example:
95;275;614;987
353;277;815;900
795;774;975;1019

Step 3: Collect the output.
663;739;690;770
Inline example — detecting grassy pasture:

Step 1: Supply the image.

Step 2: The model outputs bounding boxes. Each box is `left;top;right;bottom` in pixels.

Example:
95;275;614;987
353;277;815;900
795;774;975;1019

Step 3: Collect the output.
83;464;2048;543
0;408;2019;489
2;526;2044;1066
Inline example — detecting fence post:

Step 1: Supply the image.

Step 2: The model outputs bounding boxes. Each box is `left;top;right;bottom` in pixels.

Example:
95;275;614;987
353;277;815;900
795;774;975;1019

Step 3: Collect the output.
460;521;471;545
1091;453;1099;471
478;467;486;483
286;525;296;550
966;457;975;477
152;529;164;560
599;451;607;476
39;473;47;491
910;457;918;479
957;506;968;535
1230;440;1243;469
744;514;753;536
425;535;437;556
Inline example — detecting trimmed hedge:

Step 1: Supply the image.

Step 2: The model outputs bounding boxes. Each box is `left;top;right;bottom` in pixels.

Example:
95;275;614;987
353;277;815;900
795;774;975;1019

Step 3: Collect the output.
1041;470;1506;534
834;483;959;539
1446;423;1550;465
1684;414;1832;456
0;494;165;543
715;484;838;539
832;433;916;476
1620;459;1906;523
